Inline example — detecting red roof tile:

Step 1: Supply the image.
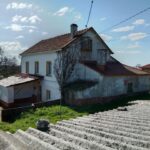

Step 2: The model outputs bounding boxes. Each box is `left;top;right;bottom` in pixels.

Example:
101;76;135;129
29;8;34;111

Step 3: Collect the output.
82;60;149;76
20;27;113;55
20;28;91;55
141;64;150;69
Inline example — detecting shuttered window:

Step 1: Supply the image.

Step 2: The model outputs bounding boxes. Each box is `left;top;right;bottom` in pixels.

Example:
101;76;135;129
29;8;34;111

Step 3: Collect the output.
46;90;51;100
25;61;29;73
46;61;52;76
81;37;92;51
35;61;39;74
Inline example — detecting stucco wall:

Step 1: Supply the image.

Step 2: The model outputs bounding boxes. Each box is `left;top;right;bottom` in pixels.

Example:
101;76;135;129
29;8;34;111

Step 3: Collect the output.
82;31;112;64
21;52;60;101
70;65;150;100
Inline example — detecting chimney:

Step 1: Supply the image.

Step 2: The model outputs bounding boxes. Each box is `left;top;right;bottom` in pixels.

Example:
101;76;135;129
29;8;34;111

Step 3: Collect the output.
71;24;78;38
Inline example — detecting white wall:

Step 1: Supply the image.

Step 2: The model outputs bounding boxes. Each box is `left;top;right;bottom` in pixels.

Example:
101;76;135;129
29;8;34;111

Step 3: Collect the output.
0;86;14;103
21;51;60;101
82;30;112;64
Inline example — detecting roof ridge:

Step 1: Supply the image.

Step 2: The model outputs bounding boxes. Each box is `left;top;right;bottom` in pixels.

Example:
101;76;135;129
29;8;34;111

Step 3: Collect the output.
42;27;91;42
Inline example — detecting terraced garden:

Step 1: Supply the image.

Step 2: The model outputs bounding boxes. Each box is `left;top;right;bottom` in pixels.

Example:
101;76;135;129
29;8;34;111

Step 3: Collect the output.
0;100;150;149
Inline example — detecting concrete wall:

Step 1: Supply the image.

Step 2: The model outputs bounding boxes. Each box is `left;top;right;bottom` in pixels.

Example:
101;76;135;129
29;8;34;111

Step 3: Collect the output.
69;65;150;100
0;86;14;103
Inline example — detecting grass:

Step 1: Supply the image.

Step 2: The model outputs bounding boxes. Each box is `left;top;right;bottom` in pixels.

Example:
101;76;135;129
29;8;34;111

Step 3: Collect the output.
0;93;150;133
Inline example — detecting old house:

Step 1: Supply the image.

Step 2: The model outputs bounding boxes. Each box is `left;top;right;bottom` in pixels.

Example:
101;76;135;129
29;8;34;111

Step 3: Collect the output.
141;64;150;73
0;24;150;107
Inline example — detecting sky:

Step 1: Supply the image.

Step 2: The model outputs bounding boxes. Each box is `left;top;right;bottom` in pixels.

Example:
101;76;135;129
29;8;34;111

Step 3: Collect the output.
0;0;150;66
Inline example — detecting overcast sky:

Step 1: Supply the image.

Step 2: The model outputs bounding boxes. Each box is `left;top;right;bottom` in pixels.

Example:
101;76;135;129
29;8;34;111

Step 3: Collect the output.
0;0;150;66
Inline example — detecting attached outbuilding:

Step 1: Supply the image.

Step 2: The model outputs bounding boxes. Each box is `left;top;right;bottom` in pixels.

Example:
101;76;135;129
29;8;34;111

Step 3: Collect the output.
0;74;41;108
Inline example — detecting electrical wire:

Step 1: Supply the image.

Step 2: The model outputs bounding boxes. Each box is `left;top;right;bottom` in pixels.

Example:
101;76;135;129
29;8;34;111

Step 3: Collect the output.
101;7;150;33
85;0;94;28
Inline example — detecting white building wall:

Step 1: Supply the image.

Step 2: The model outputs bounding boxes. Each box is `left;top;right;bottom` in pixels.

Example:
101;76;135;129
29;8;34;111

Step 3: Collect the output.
0;86;14;103
82;31;111;63
21;51;60;101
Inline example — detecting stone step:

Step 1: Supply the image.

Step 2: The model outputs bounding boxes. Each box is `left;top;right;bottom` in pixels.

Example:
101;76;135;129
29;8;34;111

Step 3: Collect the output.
0;132;16;150
62;119;150;142
75;117;150;135
14;129;59;150
73;117;150;136
26;127;86;150
50;123;148;150
49;127;114;150
57;120;150;149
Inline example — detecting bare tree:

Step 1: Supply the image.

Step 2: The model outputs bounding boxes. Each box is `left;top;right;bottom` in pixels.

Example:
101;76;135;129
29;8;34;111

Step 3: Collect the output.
0;47;4;65
54;45;78;104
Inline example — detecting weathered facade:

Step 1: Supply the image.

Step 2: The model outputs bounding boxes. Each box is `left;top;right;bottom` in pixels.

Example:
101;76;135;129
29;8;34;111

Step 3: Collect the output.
0;24;149;107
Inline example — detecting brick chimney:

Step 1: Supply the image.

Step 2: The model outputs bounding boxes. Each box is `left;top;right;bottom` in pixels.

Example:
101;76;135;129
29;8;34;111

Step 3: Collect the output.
71;24;78;38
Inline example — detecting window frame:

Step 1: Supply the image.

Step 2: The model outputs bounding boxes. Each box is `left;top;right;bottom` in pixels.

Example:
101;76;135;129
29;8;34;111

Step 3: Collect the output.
34;61;39;74
25;61;29;74
46;90;51;100
46;61;52;76
81;37;92;52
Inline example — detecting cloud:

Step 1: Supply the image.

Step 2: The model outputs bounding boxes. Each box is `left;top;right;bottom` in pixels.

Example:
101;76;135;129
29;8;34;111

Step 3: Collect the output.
0;41;26;57
29;16;41;23
121;32;148;41
100;34;112;42
127;42;140;49
29;29;34;33
133;19;145;25
74;14;82;21
16;35;24;39
5;24;37;32
116;50;141;54
42;32;48;35
53;7;70;16
5;24;22;31
100;17;106;21
112;26;135;32
145;23;150;27
6;2;32;10
12;15;41;24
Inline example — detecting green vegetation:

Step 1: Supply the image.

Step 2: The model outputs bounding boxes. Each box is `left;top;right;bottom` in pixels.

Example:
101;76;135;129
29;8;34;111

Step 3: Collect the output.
0;105;87;133
0;93;150;133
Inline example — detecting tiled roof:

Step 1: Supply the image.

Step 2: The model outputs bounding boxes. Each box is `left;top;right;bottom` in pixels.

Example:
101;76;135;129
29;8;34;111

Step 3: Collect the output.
20;28;91;55
141;64;150;69
20;27;113;55
82;60;149;76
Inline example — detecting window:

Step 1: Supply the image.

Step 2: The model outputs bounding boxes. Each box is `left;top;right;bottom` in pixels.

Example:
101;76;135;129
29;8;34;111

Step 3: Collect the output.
25;61;29;73
35;61;39;74
81;37;92;51
46;61;52;76
46;90;51;100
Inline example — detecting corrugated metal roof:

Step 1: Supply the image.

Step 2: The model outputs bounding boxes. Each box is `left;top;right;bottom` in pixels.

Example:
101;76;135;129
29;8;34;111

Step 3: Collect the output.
0;74;39;87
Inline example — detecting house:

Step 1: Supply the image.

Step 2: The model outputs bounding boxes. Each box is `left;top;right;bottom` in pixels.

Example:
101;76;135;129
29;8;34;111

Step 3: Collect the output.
0;24;150;107
141;64;150;73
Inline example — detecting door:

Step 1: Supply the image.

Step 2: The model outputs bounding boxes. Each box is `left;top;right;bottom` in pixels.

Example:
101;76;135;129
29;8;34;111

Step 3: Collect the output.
127;82;133;93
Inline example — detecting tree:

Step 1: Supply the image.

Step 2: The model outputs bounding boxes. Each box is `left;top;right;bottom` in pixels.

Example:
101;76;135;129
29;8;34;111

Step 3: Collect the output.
0;47;4;65
54;45;78;104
